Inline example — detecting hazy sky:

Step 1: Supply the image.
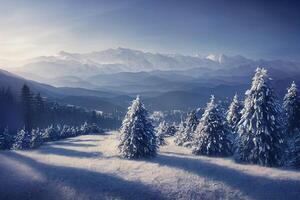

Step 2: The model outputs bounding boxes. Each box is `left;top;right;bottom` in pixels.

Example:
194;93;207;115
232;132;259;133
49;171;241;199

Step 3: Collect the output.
0;0;300;61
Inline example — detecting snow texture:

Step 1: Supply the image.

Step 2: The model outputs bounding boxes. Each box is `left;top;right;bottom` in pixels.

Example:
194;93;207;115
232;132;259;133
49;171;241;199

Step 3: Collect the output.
0;132;300;200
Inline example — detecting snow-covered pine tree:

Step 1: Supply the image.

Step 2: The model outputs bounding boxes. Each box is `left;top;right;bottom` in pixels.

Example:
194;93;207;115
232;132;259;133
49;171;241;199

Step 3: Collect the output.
165;123;177;136
3;127;13;149
288;130;300;168
118;96;157;159
30;128;43;148
174;110;198;147
0;129;4;149
283;82;300;167
192;96;232;156
81;122;90;134
283;81;300;134
12;128;31;150
174;120;186;145
43;125;60;141
156;121;167;146
226;94;242;131
234;68;284;167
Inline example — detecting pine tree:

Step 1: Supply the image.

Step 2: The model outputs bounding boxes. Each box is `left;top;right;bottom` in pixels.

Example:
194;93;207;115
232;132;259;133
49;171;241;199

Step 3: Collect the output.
156;121;167;146
234;68;284;167
33;93;45;127
43;125;60;141
12;128;31;150
174;120;186;144
283;82;300;167
30;128;43;148
118;96;157;159
0;129;4;150
3;127;13;149
165;123;177;136
226;94;242;131
192;96;232;156
21;84;34;131
288;130;300;168
283;81;300;134
175;110;198;147
81;122;91;134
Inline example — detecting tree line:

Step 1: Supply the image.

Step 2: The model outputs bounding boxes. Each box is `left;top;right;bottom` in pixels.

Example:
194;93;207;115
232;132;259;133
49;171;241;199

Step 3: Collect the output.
118;68;300;168
0;84;119;150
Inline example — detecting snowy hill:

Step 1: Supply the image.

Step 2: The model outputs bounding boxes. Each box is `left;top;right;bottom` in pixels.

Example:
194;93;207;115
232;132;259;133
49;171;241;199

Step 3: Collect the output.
1;132;299;200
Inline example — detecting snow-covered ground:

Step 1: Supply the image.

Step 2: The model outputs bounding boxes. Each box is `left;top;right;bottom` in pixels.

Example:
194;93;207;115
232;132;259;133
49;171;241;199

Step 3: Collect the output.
0;132;300;200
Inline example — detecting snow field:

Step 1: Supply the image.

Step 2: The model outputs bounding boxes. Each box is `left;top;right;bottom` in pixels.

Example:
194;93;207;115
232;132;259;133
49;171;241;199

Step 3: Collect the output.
0;132;299;200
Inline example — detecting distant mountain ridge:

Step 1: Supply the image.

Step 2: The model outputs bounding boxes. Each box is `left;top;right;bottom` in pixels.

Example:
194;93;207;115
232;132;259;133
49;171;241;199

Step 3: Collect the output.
11;47;300;94
3;47;300;112
13;47;252;79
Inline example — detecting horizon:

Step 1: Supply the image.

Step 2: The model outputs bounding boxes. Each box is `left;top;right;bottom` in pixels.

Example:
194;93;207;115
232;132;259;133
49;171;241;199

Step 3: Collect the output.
2;46;300;70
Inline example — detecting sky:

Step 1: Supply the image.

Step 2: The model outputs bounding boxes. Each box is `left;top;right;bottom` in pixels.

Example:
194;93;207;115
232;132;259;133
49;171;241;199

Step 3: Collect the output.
0;0;300;62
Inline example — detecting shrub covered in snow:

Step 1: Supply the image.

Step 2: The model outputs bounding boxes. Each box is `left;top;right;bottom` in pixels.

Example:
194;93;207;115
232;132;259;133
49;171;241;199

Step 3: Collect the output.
234;68;284;167
192;96;232;156
118;96;157;159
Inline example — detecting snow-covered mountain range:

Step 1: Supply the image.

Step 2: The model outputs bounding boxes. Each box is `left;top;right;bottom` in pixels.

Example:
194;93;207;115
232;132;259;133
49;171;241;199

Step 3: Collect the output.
13;47;254;78
2;47;300;111
10;47;300;91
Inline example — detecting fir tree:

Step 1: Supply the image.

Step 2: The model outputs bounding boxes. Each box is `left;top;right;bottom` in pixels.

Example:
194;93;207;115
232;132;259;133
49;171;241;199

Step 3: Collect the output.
192;96;232;156
3;127;13;149
12;128;31;150
0;129;4;150
283;82;300;167
164;123;177;137
288;130;300;168
156;121;167;146
21;84;34;131
30;128;43;148
283;81;300;134
175;110;198;147
234;68;284;167
174;120;186;144
81;122;91;134
226;94;242;131
43;125;60;141
118;96;157;159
